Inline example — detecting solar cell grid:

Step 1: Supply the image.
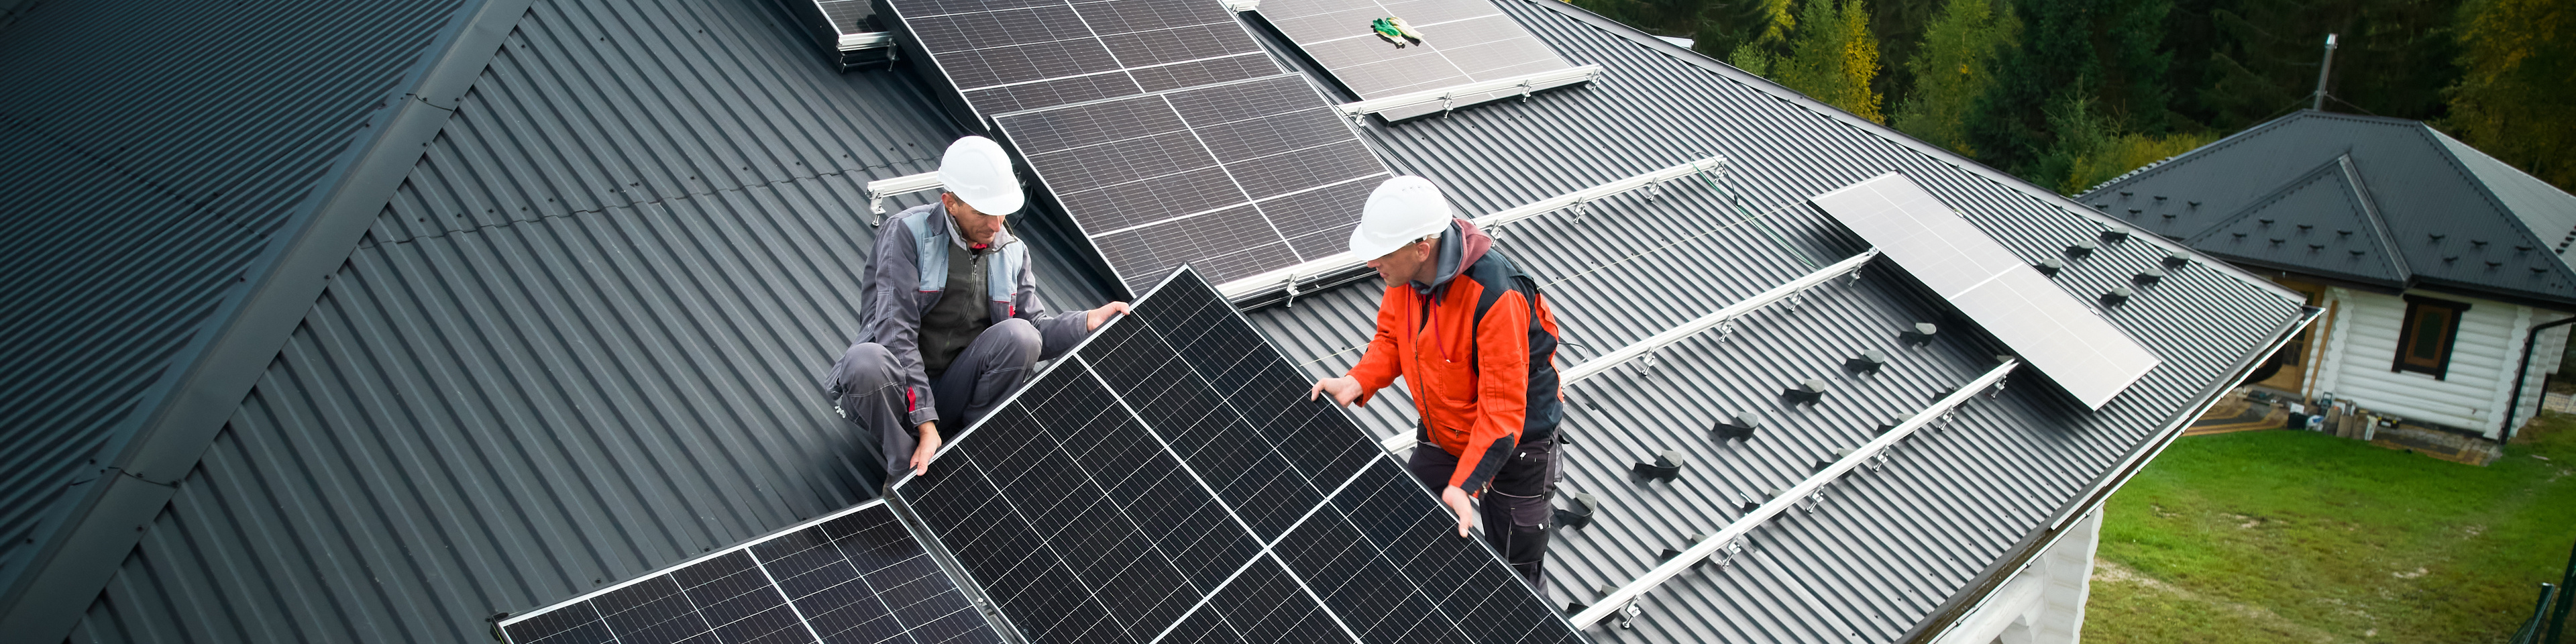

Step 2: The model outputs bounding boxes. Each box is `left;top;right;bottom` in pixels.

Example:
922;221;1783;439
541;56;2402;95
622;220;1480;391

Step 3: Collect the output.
496;503;1005;644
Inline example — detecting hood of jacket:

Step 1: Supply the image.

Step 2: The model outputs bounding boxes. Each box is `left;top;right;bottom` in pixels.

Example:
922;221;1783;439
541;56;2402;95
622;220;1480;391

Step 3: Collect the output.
1409;217;1493;294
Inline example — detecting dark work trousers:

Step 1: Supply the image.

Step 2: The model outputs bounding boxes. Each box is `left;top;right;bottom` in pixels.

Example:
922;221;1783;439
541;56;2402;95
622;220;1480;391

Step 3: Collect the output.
1405;433;1560;592
831;318;1042;489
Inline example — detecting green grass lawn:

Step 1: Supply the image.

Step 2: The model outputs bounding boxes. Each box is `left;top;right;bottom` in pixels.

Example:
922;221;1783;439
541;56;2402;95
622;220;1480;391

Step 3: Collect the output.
2084;415;2576;643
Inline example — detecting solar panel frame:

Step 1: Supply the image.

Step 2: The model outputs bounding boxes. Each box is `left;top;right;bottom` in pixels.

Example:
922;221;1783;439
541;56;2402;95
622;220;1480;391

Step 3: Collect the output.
1252;0;1578;121
890;266;1589;644
494;500;1010;644
1812;172;2163;410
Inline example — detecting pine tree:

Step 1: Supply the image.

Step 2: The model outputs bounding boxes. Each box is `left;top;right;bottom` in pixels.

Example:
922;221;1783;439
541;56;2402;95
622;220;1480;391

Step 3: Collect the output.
2445;0;2573;189
1767;0;1884;121
1891;0;2015;154
1965;0;2174;176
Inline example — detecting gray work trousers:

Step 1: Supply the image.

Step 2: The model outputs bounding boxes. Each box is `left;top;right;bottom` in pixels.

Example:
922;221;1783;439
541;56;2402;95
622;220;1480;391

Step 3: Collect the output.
1405;435;1560;593
830;318;1042;488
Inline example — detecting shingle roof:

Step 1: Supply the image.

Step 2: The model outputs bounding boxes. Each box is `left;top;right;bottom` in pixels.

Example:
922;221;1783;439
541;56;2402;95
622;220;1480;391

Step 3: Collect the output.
0;0;2304;642
2084;110;2576;305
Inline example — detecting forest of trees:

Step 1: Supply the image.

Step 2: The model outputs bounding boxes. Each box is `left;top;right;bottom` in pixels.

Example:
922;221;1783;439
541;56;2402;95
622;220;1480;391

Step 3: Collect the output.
1565;0;2571;195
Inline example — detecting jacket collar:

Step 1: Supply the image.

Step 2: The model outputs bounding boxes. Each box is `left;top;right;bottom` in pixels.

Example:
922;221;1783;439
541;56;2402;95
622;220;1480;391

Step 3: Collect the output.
1409;218;1493;294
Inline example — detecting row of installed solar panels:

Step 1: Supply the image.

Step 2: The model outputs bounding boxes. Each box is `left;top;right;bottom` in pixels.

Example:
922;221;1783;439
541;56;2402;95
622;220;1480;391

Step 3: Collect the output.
793;0;1602;301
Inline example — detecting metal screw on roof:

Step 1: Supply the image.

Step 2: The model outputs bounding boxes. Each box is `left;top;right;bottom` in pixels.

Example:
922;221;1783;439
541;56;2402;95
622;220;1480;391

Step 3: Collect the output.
2101;287;2135;307
1900;323;1939;346
1713;414;1762;441
1633;451;1683;482
1782;379;1829;405
1845;349;1889;374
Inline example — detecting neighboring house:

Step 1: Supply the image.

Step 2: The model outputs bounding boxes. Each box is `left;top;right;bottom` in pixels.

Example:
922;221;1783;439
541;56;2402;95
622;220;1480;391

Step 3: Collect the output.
2082;111;2576;441
0;1;2302;644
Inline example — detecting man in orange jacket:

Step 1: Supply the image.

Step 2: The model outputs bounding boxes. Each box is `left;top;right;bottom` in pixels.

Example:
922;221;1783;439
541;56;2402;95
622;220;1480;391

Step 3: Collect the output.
1309;176;1564;590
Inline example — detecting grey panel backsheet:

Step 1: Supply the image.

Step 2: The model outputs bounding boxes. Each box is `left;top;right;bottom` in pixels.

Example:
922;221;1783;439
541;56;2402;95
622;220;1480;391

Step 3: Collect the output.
895;268;1585;643
996;76;1390;293
496;501;1005;644
1813;173;2162;409
1255;0;1573;119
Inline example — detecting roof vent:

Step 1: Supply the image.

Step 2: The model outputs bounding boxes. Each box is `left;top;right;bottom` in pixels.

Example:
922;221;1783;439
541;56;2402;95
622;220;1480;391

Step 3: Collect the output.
1713;414;1761;441
2035;258;2065;276
1553;492;1599;529
2163;250;2192;267
2133;267;2166;285
2101;286;2134;306
1633;451;1682;481
1782;379;1828;405
1845;349;1889;374
2101;230;2131;243
2067;239;2100;258
1899;322;1939;346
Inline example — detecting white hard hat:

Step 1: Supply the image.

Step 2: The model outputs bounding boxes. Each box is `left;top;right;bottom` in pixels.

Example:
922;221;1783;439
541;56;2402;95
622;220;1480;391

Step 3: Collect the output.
1348;176;1454;259
938;136;1024;215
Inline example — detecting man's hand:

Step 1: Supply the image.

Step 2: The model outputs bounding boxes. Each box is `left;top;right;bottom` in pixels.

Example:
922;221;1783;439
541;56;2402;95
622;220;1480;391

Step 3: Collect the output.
1307;376;1364;407
1440;486;1476;538
1086;302;1132;331
910;421;941;476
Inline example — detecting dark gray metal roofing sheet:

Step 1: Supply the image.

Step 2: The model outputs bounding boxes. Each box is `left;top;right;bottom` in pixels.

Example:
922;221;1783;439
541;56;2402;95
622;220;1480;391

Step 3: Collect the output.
1248;1;2304;641
0;0;474;614
2085;111;2576;305
17;0;2297;641
2180;156;2410;286
50;0;1099;641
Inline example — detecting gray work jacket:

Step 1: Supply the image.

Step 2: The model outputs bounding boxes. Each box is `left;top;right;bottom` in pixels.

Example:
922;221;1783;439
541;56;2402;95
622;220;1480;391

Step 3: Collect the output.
844;203;1087;426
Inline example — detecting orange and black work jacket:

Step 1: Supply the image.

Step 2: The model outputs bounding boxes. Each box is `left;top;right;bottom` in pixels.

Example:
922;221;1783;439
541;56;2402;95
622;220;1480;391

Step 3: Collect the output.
1346;218;1564;492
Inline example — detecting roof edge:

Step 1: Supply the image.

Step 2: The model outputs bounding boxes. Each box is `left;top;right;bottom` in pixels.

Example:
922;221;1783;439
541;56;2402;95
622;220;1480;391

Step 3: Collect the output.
1519;0;2304;308
1906;304;2321;643
0;1;537;639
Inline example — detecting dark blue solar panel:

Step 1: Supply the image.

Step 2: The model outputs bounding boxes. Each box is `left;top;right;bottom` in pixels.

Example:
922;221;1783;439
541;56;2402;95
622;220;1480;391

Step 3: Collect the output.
497;504;1004;644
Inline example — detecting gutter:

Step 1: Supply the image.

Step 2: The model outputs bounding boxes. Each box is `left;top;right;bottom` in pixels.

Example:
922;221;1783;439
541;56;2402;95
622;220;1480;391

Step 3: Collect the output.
2502;315;2576;441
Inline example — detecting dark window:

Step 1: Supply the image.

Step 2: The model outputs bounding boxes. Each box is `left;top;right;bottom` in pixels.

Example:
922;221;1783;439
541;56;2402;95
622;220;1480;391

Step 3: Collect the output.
2392;295;2470;378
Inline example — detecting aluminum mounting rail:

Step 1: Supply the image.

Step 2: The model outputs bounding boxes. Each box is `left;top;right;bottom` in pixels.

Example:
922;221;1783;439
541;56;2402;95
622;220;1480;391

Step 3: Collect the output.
1334;64;1605;119
838;32;896;50
1375;248;1874;453
865;171;943;223
1567;358;2023;629
1216;154;1727;303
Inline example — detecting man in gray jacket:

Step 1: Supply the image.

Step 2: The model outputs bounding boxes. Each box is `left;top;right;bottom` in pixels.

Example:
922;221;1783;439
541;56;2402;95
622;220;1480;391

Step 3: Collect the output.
827;136;1128;486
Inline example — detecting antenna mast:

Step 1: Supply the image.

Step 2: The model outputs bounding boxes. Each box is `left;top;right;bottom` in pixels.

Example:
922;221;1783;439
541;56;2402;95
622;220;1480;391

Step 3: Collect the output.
2312;33;2339;111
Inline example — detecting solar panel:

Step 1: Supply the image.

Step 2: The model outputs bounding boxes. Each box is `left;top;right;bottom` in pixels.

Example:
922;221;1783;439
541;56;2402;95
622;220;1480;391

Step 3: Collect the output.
996;75;1389;293
496;500;1008;644
895;267;1587;643
881;0;1280;122
1254;0;1578;120
1813;173;2163;409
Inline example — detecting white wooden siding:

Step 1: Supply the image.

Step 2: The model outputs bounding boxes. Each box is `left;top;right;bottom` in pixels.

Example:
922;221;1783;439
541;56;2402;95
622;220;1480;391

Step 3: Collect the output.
2312;288;2571;437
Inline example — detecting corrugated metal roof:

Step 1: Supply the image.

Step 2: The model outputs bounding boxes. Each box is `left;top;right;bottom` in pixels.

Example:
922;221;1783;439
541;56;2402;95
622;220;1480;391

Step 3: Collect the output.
12;0;2301;641
1247;1;2304;641
0;0;474;610
51;0;1102;641
2084;111;2576;306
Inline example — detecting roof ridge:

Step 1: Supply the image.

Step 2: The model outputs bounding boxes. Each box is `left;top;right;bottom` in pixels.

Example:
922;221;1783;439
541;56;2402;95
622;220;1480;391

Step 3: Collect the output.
0;1;539;640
